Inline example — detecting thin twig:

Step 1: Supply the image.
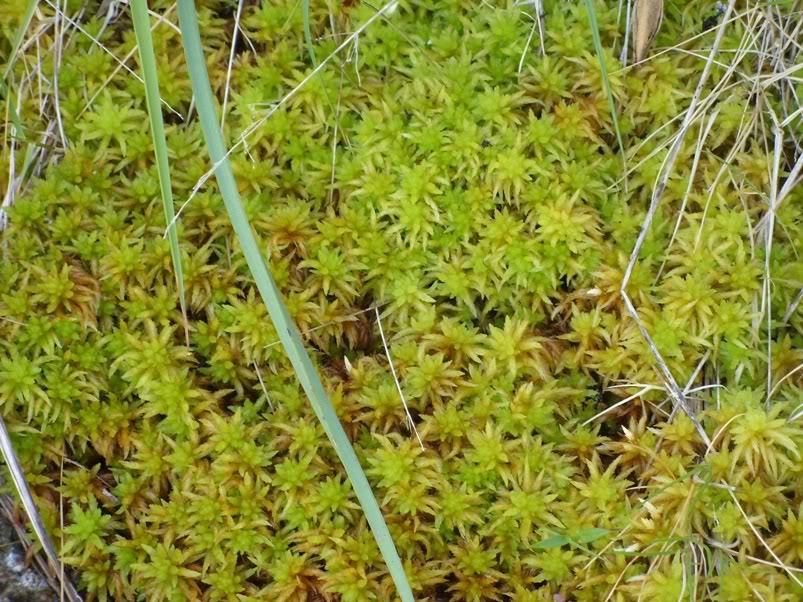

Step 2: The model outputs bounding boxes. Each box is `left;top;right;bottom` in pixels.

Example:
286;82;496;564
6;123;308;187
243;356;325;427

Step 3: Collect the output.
220;0;244;130
620;0;738;448
166;0;401;235
782;287;803;323
374;308;424;449
77;3;180;118
253;361;274;410
52;0;67;147
582;385;661;426
620;0;632;64
764;127;782;406
727;488;803;588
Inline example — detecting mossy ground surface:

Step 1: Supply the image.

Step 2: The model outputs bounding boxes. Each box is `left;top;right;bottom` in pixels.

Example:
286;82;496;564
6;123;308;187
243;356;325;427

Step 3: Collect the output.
1;0;803;600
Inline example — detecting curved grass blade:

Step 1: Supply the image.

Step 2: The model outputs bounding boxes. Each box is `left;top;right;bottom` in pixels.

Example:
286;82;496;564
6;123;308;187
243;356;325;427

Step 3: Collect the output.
175;2;414;600
130;0;189;343
2;0;38;81
0;79;27;144
2;0;37;149
302;0;317;66
0;418;82;602
583;0;626;163
0;7;82;594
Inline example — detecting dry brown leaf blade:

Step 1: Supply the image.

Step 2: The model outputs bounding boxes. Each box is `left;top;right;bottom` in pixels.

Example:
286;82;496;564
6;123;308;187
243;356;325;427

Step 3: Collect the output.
633;0;664;63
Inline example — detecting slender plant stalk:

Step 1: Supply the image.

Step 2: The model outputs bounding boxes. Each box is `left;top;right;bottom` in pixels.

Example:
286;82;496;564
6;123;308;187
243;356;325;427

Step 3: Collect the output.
0;80;26;142
0;419;82;602
175;2;414;600
1;0;37;177
2;0;38;81
584;0;626;161
130;0;189;343
619;0;738;447
220;0;244;129
302;0;318;66
0;6;82;596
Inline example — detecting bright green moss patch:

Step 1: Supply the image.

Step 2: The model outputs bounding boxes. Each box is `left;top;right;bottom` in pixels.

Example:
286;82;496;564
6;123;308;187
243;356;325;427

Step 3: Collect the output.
1;0;803;600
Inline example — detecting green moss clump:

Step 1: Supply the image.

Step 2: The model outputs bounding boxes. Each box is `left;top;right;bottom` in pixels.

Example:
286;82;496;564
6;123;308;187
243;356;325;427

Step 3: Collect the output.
1;0;803;600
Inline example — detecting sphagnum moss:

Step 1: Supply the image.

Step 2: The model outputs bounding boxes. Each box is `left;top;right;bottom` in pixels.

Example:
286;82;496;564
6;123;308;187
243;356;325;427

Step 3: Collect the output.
1;0;803;600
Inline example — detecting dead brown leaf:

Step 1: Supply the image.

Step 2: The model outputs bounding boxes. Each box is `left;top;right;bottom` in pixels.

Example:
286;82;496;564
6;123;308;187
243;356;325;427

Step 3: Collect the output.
633;0;664;63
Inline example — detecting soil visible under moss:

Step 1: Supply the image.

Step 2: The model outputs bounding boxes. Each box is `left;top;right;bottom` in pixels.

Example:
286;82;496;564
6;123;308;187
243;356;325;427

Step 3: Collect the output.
0;511;55;602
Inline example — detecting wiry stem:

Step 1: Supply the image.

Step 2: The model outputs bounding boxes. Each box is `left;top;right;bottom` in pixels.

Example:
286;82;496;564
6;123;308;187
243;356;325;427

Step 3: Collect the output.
168;0;400;235
52;0;68;148
220;0;244;130
765;127;782;405
620;0;632;64
620;0;738;448
375;308;424;449
0;417;82;601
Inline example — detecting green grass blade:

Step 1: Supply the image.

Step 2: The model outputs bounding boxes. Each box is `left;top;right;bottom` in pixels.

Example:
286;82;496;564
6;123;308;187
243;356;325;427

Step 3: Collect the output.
175;2;414;600
130;0;189;342
19;136;36;176
302;0;317;66
1;0;36;149
583;0;626;160
0;79;27;143
2;0;38;81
